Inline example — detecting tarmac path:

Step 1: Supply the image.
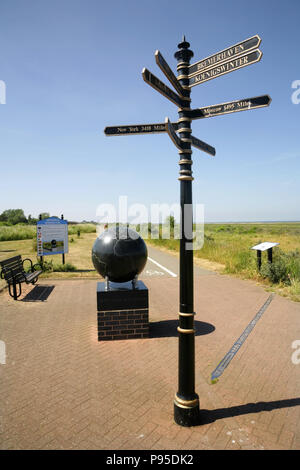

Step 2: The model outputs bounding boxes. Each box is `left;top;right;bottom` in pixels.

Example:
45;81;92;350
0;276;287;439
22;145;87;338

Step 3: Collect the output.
142;244;214;279
0;244;299;450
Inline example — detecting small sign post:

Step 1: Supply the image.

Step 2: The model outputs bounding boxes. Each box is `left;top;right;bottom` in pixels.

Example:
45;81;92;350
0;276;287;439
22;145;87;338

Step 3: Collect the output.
104;35;271;427
251;242;279;270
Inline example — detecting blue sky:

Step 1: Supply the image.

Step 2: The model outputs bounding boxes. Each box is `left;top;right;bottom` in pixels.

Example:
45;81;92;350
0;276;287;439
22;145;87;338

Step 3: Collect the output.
0;0;299;222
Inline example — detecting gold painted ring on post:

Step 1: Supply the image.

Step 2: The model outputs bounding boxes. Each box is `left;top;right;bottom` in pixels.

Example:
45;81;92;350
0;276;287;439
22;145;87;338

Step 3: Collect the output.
177;62;189;69
177;326;195;334
178;128;192;133
179;312;195;317
177;73;190;80
178;176;194;181
174;394;199;408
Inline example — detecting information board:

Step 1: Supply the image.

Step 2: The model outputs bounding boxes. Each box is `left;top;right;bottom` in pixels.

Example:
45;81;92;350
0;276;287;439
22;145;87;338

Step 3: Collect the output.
251;242;279;252
37;217;68;256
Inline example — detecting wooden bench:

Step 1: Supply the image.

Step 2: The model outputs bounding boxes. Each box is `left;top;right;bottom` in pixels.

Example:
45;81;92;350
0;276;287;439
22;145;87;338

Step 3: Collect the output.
0;255;42;300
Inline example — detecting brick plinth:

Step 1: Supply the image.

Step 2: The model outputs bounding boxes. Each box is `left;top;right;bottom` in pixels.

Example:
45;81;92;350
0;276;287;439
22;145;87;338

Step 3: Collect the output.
97;280;149;341
97;308;149;341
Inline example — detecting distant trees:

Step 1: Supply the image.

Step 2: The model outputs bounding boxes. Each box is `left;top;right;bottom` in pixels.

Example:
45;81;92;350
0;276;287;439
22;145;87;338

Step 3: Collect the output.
0;209;27;225
0;209;50;225
28;214;38;225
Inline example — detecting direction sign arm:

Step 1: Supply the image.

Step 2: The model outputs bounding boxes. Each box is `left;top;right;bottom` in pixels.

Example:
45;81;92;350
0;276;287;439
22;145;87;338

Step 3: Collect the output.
165;117;186;150
188;35;262;77
104;122;179;136
190;135;216;157
185;95;272;120
155;50;186;97
142;68;188;108
188;49;263;87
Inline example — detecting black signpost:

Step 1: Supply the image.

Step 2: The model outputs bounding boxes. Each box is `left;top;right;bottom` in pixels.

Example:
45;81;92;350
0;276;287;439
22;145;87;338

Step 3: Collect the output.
104;35;271;427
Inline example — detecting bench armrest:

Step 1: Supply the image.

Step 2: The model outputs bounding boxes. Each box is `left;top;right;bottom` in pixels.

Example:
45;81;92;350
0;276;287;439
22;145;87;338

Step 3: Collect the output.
33;262;43;272
22;258;34;272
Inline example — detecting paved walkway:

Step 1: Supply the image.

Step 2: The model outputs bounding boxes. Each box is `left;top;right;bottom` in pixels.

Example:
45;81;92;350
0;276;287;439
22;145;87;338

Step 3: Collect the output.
0;270;299;449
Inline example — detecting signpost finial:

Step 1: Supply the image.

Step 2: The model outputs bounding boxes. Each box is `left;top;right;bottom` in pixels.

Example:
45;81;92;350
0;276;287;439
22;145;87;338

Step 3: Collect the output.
177;35;191;52
175;36;193;61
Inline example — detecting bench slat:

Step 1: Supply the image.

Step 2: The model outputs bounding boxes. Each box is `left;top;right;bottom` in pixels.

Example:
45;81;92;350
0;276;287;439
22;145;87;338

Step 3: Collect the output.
0;255;22;266
25;271;42;283
1;261;23;271
0;255;24;283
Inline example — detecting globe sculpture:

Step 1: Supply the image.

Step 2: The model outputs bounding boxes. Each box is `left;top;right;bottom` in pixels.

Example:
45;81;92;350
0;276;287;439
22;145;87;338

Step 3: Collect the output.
92;226;148;283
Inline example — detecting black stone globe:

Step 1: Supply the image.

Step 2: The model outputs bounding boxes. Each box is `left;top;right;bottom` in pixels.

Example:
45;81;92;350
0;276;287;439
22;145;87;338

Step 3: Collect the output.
92;227;148;283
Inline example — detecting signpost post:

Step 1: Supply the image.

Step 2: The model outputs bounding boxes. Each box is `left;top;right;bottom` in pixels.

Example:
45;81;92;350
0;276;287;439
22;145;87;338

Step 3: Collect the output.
173;37;200;427
104;35;271;427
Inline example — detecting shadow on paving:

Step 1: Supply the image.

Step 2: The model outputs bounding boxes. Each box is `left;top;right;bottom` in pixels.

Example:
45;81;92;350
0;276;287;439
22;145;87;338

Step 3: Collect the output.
199;397;300;425
150;319;215;338
21;285;55;302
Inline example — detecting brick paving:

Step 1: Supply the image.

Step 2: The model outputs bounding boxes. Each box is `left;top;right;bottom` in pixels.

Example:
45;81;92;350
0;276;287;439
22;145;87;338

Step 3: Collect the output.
0;273;299;450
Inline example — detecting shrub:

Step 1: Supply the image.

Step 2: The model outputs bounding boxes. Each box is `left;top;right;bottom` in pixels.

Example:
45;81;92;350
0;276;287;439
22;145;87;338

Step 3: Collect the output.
38;261;76;273
260;249;300;284
260;259;289;284
39;260;54;272
52;263;76;272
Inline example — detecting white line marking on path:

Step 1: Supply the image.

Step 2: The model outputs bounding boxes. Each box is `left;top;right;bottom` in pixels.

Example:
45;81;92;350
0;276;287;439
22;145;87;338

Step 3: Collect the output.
147;257;177;277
